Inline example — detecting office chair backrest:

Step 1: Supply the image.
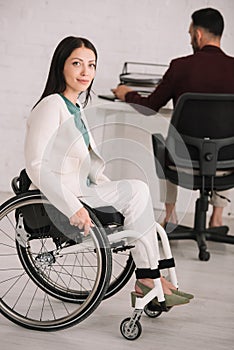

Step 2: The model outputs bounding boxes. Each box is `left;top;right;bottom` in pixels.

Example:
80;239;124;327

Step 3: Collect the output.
171;93;234;139
166;93;234;174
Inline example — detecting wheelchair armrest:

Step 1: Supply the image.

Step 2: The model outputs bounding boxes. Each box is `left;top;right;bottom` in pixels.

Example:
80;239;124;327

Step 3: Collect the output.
152;133;166;179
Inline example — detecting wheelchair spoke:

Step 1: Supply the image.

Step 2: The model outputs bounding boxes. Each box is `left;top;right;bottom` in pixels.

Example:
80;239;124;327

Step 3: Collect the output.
2;271;26;298
0;227;16;243
12;275;31;309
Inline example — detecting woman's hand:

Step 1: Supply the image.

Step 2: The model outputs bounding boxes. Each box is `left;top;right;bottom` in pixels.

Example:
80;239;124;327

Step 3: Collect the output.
69;207;94;236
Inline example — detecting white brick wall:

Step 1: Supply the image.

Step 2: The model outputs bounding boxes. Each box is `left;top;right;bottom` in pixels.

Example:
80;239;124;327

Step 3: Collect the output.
0;0;234;215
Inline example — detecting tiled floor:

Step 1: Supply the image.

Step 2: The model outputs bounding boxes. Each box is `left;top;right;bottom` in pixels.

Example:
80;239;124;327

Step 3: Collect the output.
1;191;234;350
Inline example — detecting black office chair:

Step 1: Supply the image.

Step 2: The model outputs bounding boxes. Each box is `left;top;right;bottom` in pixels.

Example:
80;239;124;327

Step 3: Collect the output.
152;93;234;261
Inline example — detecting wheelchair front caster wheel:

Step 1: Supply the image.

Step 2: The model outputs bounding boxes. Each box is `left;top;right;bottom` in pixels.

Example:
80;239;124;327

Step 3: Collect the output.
144;304;162;318
120;317;142;340
199;249;210;261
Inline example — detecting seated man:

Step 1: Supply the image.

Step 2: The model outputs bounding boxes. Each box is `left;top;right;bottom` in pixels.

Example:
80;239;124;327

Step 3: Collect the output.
113;7;234;227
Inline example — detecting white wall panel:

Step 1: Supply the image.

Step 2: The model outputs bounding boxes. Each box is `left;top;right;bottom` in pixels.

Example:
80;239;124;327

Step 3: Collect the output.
0;0;233;216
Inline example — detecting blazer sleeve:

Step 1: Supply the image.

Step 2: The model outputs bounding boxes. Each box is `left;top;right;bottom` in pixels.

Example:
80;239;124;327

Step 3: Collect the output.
25;98;84;218
125;60;176;115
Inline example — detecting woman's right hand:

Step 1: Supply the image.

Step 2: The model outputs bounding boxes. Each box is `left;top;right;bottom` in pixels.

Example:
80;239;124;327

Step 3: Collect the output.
69;207;94;236
111;85;133;101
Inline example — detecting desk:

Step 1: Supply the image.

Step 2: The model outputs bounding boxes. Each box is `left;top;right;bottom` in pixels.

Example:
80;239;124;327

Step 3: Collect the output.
86;97;233;220
86;98;173;216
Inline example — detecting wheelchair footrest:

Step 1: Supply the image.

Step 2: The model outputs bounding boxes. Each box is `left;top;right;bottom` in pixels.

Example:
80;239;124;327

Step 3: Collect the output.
146;300;163;312
146;300;170;313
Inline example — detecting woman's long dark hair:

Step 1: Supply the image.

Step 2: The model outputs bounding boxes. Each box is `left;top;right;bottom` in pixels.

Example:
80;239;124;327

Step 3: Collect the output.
34;36;97;108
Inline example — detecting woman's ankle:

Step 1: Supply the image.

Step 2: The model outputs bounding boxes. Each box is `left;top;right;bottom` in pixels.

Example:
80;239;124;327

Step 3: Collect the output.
135;277;176;295
165;203;177;223
160;277;175;294
209;207;223;227
135;278;154;293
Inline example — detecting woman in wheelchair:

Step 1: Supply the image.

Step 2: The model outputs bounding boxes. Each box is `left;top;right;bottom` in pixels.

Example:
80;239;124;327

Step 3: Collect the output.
24;36;193;309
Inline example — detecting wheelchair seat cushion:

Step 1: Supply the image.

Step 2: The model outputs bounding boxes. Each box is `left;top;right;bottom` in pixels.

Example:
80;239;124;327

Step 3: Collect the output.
90;206;124;226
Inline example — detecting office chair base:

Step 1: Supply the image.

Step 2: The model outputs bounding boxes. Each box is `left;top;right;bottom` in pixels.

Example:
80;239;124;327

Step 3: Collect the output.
164;223;234;261
164;223;229;235
206;225;229;235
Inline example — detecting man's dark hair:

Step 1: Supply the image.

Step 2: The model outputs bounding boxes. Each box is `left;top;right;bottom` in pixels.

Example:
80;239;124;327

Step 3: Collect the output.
192;8;224;37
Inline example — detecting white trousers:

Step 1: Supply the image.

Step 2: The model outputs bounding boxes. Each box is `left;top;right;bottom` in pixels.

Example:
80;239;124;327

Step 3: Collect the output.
80;179;160;270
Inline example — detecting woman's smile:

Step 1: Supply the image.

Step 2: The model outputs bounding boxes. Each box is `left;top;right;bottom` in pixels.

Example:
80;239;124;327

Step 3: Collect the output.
77;78;90;85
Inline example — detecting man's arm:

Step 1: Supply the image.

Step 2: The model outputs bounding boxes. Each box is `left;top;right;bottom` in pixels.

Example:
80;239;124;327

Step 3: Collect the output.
113;61;176;115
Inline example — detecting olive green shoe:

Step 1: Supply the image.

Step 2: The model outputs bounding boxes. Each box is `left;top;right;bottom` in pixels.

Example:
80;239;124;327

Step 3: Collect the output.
131;292;142;308
164;293;190;307
131;281;161;308
135;280;152;295
133;281;189;308
170;289;194;300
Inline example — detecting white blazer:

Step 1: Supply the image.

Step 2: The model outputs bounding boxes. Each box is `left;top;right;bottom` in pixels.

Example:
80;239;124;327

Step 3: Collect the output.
25;94;109;218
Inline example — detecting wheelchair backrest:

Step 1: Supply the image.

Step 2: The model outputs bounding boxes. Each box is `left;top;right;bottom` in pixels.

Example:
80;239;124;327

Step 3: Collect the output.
13;170;75;239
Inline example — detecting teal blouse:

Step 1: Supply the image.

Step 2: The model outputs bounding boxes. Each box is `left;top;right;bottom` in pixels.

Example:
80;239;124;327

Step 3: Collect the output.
60;94;90;147
60;94;91;186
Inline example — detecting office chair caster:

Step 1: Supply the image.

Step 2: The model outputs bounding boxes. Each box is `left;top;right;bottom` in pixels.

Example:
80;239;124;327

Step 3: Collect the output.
120;317;142;340
198;248;210;261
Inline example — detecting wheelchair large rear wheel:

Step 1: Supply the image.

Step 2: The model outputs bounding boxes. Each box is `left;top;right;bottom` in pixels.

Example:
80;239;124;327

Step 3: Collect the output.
0;193;112;331
14;191;135;302
14;189;135;302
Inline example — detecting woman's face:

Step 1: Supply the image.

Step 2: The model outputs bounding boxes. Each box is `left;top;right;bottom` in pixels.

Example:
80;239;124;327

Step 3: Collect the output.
63;46;96;97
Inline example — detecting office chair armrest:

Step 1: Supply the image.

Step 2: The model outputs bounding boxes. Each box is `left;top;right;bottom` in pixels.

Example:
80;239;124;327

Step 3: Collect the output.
152;133;166;179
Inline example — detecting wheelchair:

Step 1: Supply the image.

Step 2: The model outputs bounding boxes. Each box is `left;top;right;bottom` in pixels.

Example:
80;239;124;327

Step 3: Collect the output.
1;170;178;340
